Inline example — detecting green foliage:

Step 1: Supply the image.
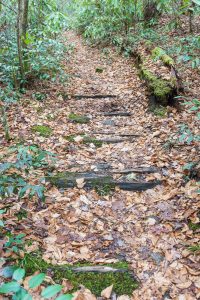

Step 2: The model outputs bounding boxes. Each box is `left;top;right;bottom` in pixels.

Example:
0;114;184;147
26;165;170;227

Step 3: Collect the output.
0;0;68;87
0;144;55;201
188;244;200;252
0;266;73;299
151;105;167;117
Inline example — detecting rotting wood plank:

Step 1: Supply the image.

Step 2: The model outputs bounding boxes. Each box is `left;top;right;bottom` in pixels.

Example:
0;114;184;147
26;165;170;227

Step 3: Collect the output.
110;167;158;174
99;138;133;143
61;93;118;100
97;112;132;116
92;132;140;137
46;172;161;191
73;94;117;99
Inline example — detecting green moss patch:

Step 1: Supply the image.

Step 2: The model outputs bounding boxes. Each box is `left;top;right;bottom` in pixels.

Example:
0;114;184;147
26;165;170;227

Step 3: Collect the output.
96;67;104;73
65;134;103;148
21;253;138;296
151;47;174;66
46;172;114;195
188;221;200;231
69;113;90;124
150;105;167;117
140;67;174;105
31;125;52;137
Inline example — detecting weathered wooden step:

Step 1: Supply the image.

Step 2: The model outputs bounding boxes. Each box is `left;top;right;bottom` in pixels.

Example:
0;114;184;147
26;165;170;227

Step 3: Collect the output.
92;132;140;137
61;93;117;100
46;172;161;192
110;167;158;174
97;112;132;117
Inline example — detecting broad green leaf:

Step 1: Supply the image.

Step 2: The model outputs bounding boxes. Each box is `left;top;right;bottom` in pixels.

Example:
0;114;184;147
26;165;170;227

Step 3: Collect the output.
192;0;200;6
41;285;62;299
12;288;33;300
0;220;4;227
2;266;16;278
13;268;25;281
0;281;20;293
56;295;73;300
28;273;45;289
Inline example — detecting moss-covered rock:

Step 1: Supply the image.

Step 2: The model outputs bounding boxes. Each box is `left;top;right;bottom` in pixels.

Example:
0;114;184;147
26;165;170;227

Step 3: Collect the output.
31;125;52;137
69;113;90;124
21;253;138;296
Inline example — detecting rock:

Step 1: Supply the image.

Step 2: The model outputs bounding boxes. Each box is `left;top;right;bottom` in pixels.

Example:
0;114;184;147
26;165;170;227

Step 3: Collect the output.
102;119;115;126
150;252;164;265
101;284;113;299
117;296;130;300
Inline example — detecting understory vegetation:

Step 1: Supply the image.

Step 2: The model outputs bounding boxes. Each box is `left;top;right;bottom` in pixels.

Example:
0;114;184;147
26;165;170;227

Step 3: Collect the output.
0;0;200;299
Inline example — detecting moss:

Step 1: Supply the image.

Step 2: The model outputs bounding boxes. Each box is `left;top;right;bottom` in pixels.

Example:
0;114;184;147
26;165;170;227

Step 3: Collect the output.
69;113;90;124
188;221;200;231
20;253;138;296
83;136;103;148
96;67;104;73
151;47;165;60
151;47;174;66
161;54;174;67
140;68;172;105
92;177;115;195
151;105;167;117
31;125;52;137
188;244;200;252
65;135;103;148
47;172;114;195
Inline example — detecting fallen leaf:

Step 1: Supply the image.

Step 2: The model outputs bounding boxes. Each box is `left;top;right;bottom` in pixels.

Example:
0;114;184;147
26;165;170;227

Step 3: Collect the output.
101;284;113;299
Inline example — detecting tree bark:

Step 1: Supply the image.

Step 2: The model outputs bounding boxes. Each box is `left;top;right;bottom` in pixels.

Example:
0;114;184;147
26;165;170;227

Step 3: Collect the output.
17;0;25;81
22;0;29;48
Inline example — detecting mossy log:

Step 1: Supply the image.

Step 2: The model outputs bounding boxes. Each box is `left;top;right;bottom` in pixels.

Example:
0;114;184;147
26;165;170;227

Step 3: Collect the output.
46;172;161;192
151;47;175;67
133;49;181;106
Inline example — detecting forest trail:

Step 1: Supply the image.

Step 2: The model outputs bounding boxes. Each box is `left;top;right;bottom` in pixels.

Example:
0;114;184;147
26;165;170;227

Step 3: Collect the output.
7;31;199;299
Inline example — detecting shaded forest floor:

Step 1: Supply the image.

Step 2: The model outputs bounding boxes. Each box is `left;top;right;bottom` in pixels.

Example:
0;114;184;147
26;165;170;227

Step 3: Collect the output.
0;31;199;299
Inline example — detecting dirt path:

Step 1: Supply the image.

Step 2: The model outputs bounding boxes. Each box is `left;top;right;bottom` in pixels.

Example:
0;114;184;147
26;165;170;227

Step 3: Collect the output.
8;32;199;299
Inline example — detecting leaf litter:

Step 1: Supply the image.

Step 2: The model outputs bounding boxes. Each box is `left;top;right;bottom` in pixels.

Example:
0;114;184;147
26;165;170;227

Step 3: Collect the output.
0;31;199;299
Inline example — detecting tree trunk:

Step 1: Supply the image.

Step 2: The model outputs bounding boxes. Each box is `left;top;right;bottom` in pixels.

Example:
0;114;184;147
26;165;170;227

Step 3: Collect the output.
17;0;25;82
22;0;29;48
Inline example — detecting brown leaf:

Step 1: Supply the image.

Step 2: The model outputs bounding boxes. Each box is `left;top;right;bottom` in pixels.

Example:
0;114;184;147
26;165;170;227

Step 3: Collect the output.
101;284;113;299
